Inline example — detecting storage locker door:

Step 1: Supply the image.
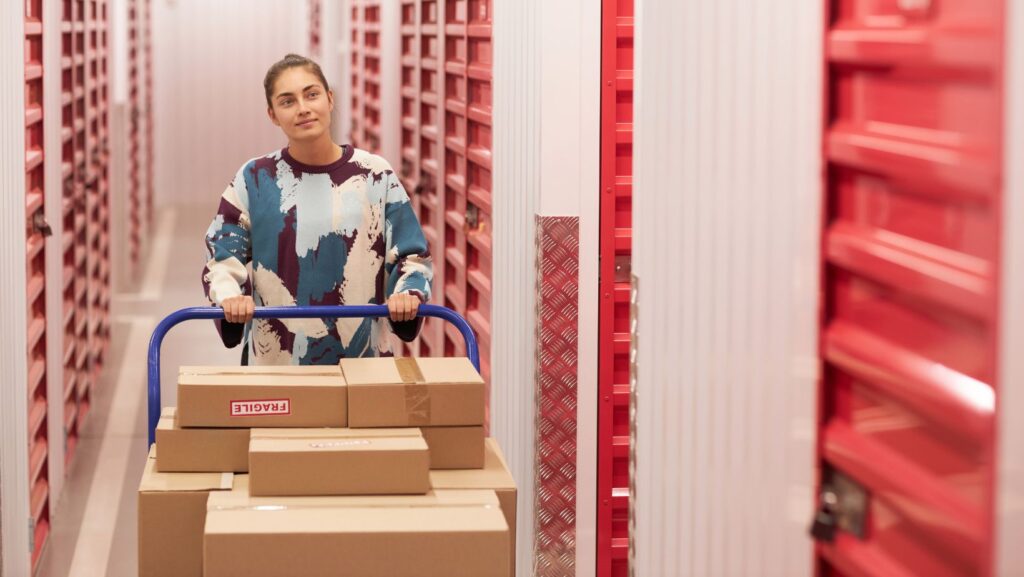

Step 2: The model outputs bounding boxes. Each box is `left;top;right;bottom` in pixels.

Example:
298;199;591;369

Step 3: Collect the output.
309;0;322;58
350;0;364;147
362;0;383;152
417;0;445;358
598;0;633;575
73;0;93;430
143;0;153;233
817;2;1004;575
463;0;492;385
127;0;141;274
397;0;421;357
25;0;52;568
442;0;493;389
85;0;102;389
96;0;111;365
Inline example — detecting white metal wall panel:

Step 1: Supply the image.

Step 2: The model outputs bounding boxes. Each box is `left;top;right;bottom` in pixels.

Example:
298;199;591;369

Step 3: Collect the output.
151;0;308;211
44;0;68;505
492;0;540;574
632;1;822;576
1;6;30;575
998;0;1024;571
379;0;401;169
492;0;600;575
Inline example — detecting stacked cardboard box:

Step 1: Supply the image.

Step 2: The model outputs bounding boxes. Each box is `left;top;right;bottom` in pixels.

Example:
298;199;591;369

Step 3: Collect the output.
138;359;517;577
341;357;487;469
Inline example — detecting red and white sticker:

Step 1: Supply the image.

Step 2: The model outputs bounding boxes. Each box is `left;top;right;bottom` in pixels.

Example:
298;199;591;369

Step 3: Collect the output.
230;399;291;417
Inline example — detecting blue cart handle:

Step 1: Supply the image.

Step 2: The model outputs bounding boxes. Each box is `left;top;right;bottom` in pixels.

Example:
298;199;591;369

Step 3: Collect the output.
146;304;479;447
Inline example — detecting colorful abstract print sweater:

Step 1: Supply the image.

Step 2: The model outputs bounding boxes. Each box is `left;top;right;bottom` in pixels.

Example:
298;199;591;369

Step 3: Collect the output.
202;146;433;364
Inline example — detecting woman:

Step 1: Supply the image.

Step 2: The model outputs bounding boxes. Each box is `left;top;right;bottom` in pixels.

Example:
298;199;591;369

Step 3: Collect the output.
202;54;432;365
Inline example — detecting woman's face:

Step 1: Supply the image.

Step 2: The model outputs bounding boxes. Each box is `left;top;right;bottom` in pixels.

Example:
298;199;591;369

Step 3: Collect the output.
267;66;333;143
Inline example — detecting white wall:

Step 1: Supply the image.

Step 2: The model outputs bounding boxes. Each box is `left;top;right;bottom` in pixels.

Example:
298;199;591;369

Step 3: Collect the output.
492;0;540;573
633;1;822;576
0;5;29;575
998;0;1024;571
152;0;309;213
493;0;600;575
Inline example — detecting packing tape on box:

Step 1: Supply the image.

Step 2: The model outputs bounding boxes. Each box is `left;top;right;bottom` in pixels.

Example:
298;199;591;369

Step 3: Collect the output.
396;358;431;425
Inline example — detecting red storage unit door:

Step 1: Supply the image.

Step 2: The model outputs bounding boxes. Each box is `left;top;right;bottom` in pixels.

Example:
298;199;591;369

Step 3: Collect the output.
349;0;363;147
413;0;445;359
399;0;420;218
442;0;492;391
362;0;383;151
817;1;1004;576
599;0;633;575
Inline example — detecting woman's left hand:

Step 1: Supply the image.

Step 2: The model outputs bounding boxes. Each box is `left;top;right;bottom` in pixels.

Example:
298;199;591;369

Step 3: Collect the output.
387;292;421;322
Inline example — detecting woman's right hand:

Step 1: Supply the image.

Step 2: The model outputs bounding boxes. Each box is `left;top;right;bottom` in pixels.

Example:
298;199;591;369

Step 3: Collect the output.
221;295;255;324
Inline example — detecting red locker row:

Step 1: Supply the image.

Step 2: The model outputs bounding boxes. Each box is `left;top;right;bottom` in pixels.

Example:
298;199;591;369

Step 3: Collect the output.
22;0;153;570
349;0;494;402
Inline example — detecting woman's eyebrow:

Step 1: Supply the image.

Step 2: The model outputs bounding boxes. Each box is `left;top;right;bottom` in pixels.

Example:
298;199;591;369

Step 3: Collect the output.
275;86;320;100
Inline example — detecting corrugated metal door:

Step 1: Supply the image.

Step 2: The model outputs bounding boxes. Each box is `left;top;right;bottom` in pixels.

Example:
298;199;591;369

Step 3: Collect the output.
59;0;92;470
817;1;1004;575
599;0;633;574
309;0;322;58
362;0;383;151
442;0;492;387
128;0;140;268
25;0;51;568
85;0;111;389
415;0;444;359
143;0;153;232
349;0;363;147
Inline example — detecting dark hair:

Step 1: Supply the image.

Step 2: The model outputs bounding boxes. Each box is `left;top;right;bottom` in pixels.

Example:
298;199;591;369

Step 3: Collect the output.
264;54;330;107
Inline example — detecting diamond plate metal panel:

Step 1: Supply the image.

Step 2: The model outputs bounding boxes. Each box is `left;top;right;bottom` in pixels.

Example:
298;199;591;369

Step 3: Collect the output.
534;216;579;577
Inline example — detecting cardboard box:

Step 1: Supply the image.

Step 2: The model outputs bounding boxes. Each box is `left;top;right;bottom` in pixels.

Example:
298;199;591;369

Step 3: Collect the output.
204;489;510;577
155;407;250;472
340;357;484;427
248;428;430;496
138;447;236;577
431;438;518;576
178;366;347;428
421;425;485;469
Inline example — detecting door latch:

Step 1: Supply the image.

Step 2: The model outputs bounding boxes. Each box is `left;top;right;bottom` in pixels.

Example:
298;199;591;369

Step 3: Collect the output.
809;471;868;543
32;210;53;238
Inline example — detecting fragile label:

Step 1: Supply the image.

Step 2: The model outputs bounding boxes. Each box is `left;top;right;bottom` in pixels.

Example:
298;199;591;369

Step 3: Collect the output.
230;399;291;417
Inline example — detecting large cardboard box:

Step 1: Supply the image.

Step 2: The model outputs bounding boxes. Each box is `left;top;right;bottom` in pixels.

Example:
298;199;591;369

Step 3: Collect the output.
204;489;510;577
421;425;485;469
155;407;250;472
340;357;484;427
248;428;430;496
431;438;518;576
178;366;347;428
138;448;236;577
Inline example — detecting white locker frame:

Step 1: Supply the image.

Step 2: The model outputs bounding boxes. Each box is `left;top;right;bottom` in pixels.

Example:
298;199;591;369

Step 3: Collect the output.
998;0;1024;571
44;0;68;507
492;0;601;574
1;7;32;576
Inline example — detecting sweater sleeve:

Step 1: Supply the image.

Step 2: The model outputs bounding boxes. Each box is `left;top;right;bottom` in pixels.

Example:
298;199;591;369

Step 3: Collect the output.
383;169;433;342
202;164;253;348
383;170;433;301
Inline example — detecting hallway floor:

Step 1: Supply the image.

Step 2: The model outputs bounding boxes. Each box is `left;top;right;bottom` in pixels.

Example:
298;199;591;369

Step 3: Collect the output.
36;205;238;577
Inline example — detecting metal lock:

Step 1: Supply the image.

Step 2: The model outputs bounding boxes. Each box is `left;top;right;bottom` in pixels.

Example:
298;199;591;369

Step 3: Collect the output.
809;471;868;543
32;210;53;238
